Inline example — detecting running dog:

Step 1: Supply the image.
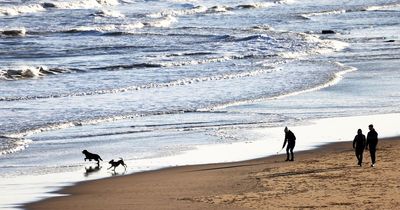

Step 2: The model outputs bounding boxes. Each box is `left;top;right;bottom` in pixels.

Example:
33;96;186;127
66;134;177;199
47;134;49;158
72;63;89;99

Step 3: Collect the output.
82;149;103;165
108;158;127;171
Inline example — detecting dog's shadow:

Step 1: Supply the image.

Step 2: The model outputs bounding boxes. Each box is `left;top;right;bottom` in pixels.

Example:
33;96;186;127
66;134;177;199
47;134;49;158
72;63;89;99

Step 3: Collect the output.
109;169;127;176
84;165;102;177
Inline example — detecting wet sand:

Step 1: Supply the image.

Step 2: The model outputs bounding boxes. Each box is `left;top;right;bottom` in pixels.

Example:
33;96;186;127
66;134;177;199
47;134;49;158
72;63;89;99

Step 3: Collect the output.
26;137;400;210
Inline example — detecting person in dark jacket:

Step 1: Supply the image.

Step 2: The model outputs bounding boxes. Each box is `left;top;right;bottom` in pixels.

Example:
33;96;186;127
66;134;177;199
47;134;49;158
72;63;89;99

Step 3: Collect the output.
353;129;366;166
366;124;378;167
282;127;296;161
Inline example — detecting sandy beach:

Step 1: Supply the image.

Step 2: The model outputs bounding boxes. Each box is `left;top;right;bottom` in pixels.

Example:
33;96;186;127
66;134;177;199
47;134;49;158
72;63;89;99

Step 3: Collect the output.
26;137;400;210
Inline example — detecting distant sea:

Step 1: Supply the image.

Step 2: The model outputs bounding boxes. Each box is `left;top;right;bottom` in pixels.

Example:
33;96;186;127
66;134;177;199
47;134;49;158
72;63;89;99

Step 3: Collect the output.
0;0;399;209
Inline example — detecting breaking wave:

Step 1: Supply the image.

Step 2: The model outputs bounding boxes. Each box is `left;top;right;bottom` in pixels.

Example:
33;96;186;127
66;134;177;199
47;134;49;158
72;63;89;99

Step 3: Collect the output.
301;3;400;19
0;0;120;17
0;4;45;16
0;136;32;156
0;66;77;80
91;9;125;18
0;28;26;37
41;0;119;9
0;67;278;101
148;0;291;18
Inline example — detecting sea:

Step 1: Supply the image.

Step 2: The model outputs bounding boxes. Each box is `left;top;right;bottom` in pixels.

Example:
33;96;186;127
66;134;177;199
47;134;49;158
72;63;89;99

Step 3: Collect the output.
0;0;399;209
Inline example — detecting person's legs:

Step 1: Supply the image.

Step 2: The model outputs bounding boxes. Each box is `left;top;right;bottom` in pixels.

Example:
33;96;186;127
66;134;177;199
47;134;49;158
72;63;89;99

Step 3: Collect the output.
289;147;294;161
285;146;290;161
355;150;361;165
289;142;295;161
370;145;376;166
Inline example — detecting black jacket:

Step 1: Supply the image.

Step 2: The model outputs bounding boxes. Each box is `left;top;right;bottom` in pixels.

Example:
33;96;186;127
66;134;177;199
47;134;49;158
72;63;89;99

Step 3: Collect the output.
353;134;366;150
283;130;296;148
367;129;378;147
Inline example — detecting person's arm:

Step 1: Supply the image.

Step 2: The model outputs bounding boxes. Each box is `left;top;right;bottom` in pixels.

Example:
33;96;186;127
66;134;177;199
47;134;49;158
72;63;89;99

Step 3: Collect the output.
366;133;370;150
353;136;356;149
282;135;287;149
362;135;367;149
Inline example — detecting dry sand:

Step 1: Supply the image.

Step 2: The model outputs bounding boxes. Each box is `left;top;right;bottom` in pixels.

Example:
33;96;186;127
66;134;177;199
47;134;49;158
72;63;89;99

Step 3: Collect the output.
26;137;400;210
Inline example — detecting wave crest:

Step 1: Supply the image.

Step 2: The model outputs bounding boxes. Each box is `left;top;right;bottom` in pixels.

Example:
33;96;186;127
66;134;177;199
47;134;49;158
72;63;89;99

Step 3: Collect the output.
0;66;75;80
0;28;26;37
0;4;45;16
0;136;32;156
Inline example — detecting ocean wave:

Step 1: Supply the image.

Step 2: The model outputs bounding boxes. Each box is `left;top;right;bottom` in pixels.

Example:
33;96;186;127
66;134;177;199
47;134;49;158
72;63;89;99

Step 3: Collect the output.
234;34;277;42
236;2;275;10
301;9;347;18
278;33;349;59
41;0;119;10
0;4;45;16
0;0;120;17
200;62;357;111
0;136;32;156
148;1;289;19
0;27;26;37
91;9;125;18
166;52;216;57
64;22;144;34
0;67;277;101
148;5;207;18
363;3;400;11
301;3;400;19
0;66;75;80
144;15;178;28
2;110;190;142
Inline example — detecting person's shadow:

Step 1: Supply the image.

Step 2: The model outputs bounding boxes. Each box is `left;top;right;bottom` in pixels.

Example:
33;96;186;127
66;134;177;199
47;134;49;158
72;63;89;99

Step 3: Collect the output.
84;165;102;177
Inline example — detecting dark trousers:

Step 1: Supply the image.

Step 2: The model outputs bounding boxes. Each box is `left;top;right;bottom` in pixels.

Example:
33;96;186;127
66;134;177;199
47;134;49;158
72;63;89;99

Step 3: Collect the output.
355;148;364;165
286;142;295;161
369;145;377;164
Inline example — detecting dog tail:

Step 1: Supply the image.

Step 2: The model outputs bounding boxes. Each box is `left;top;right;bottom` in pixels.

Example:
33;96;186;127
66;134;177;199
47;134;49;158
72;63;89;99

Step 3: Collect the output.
99;157;103;161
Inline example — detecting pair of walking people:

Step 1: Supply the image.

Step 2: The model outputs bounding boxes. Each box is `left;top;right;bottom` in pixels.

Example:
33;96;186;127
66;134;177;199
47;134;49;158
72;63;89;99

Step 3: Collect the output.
353;124;378;167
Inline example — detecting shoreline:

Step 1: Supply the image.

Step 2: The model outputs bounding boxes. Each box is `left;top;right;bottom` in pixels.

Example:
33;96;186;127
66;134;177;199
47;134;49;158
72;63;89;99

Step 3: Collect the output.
25;136;400;210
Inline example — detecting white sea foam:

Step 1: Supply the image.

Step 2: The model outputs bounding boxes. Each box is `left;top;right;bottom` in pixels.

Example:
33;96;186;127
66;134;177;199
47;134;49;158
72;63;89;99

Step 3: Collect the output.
0;137;32;156
67;22;144;33
0;4;45;16
236;2;275;9
275;0;297;4
145;15;178;28
0;66;46;80
301;9;347;18
148;5;207;18
42;0;119;10
364;3;400;11
148;1;288;19
279;33;348;59
93;9;125;18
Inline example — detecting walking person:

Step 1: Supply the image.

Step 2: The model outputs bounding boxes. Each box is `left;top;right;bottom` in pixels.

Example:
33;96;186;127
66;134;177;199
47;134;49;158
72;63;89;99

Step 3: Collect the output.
366;124;378;167
282;127;296;161
353;129;366;166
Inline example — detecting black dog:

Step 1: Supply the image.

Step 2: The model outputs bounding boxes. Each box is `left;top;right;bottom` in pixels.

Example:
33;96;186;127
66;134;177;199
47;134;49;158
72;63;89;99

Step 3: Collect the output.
82;149;103;165
108;158;127;171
